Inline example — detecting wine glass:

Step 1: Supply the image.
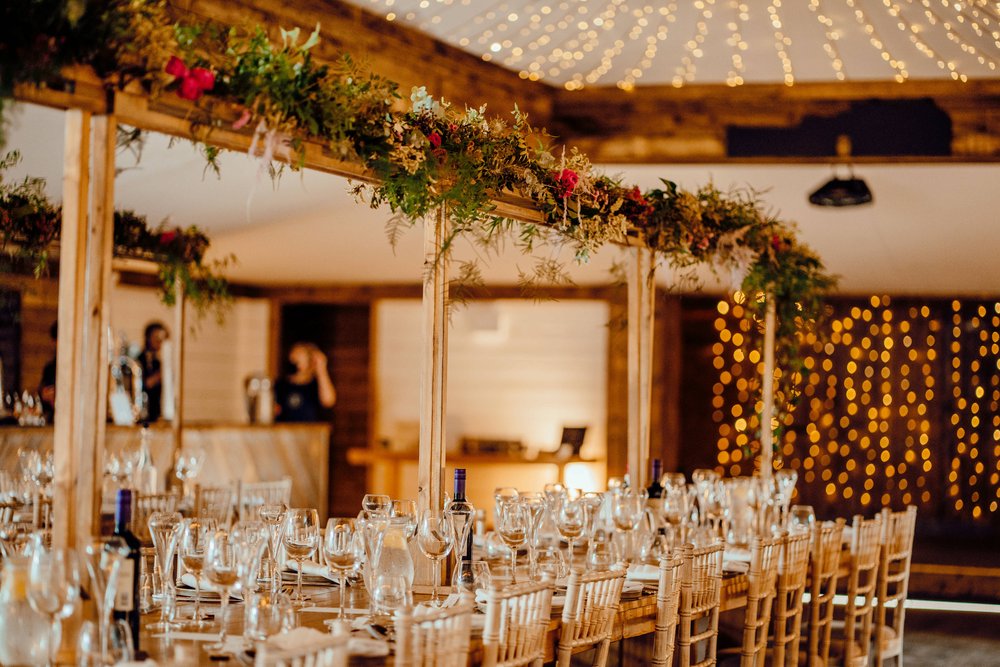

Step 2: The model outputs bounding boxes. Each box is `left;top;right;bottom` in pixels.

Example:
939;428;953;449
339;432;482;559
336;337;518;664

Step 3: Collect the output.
390;499;418;540
497;501;528;584
788;505;816;535
231;520;270;597
371;573;409;617
416;509;454;607
323;518;360;619
174;446;206;501
146;511;183;631
283;508;320;605
258;503;287;595
612;489;647;562
179;517;215;628
28;547;81;667
82;538;129;664
519;492;546;577
493;487;519;527
775;469;799;528
362;494;391;518
557;498;584;569
204;530;241;655
586;529;619;572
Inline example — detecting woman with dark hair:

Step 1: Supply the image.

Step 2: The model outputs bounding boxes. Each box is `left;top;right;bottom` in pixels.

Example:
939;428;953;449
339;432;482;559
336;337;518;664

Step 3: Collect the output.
140;321;168;421
274;342;336;422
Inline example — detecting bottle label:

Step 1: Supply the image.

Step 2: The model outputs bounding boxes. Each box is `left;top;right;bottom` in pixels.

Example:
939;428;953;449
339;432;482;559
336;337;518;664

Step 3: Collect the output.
114;559;135;611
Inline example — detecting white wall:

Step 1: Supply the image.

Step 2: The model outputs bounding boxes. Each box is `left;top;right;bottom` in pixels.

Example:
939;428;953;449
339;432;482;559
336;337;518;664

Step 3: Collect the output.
109;284;270;422
375;299;609;503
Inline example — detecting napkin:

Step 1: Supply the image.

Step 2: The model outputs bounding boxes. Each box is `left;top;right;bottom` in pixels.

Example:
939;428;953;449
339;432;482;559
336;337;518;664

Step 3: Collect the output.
283;559;339;583
724;546;751;562
625;564;659;582
348;637;390;657
723;560;749;574
266;627;331;651
177;573;242;600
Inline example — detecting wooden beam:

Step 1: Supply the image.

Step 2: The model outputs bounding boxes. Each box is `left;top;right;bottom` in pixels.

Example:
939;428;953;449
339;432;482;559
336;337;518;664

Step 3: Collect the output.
626;246;655;487
760;297;776;482
52;109;91;551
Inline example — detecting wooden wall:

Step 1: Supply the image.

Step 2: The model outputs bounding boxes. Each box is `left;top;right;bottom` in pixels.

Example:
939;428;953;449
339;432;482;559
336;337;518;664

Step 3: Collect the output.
0;275;59;396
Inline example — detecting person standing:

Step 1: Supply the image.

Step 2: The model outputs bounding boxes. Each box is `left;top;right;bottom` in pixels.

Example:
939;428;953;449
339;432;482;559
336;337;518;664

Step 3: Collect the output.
139;321;168;421
274;342;336;422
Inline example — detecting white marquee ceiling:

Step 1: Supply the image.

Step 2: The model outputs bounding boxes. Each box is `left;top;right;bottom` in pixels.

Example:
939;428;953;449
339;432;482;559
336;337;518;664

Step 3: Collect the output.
342;0;1000;88
4;103;999;297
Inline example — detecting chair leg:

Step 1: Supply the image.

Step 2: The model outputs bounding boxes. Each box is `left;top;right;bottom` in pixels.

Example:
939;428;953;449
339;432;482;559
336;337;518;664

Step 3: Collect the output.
592;638;612;667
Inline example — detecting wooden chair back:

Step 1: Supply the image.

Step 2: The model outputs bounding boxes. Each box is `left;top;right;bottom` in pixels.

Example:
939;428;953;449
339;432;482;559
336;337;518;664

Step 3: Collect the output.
239;477;292;521
135;491;180;545
677;540;725;667
254;628;348;667
806;518;846;667
771;530;811;667
395;592;475;667
652;554;684;667
194;483;236;528
739;534;782;667
557;567;627;667
873;506;917;667
836;514;883;667
481;577;555;667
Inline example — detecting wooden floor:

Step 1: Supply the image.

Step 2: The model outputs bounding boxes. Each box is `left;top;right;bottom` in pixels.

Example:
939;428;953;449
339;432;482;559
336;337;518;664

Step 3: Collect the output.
900;609;1000;667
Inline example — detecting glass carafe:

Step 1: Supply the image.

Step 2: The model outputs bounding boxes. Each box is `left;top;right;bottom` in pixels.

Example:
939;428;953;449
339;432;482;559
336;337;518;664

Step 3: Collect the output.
373;517;414;590
0;556;51;666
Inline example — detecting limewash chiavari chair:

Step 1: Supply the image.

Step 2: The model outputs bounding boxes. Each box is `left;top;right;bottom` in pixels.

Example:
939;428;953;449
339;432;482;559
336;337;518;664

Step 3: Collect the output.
135;491;181;545
556;567;627;667
806;518;847;667
481;577;555;667
733;534;782;667
873;506;917;667
652;553;684;667
194;483;236;527
238;477;292;521
832;514;884;667
677;540;725;667
395;592;475;667
254;627;349;667
770;530;812;667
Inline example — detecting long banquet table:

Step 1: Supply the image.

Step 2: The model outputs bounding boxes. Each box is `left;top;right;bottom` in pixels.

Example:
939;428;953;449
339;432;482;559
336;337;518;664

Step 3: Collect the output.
139;571;751;665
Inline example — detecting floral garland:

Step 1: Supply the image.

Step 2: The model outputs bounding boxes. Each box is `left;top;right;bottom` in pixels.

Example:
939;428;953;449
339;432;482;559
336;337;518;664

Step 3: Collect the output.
0;151;231;317
0;0;837;449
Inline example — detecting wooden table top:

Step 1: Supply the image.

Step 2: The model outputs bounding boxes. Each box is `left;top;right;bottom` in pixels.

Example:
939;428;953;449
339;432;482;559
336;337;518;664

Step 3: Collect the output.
139;571;750;666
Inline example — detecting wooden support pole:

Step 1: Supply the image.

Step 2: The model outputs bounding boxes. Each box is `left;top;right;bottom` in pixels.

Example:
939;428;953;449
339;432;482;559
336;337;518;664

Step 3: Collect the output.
626;245;656;488
52;109;91;550
418;208;449;514
760;296;777;483
170;280;186;479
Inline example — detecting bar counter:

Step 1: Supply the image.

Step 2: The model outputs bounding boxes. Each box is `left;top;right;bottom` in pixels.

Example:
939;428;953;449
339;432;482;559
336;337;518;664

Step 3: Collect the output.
0;422;331;518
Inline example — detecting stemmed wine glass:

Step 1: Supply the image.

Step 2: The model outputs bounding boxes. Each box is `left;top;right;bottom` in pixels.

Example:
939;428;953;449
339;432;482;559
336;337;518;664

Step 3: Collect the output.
174;446;206;502
362;494;391;518
204;530;242;655
519;492;546;577
27;547;81;667
493;487;519;527
417;509;454;607
146;511;183;632
323;518;361;619
231;520;270;598
497;501;528;584
557;498;584;569
390;499;418;540
775;469;799;529
258;503;287;595
179;517;216;628
283;508;320;605
612;489;647;562
83;537;129;664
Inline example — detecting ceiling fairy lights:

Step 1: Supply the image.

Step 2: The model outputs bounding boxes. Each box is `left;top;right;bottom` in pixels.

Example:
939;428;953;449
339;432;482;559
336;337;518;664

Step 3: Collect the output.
354;0;1000;88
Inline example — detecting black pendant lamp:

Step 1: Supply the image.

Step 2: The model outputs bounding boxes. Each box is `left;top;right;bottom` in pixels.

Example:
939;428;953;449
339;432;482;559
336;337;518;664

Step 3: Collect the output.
809;135;873;207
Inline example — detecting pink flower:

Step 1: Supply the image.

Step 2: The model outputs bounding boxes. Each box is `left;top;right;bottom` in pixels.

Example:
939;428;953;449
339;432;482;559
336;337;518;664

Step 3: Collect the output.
165;55;188;78
427;131;442;149
554;168;579;199
159;230;178;245
233;109;252;130
448;123;458;133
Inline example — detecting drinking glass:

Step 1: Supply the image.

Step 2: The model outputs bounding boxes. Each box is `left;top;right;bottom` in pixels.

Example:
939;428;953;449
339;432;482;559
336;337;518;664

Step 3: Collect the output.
775;469;799;528
362;494;391;518
534;545;567;580
371;573;409;617
179;517;215;628
471;561;492;596
27;547;81;667
323;518;360;619
788;505;816;535
497;501;527;584
519;492;546;577
82;538;129;663
258;503;287;595
612;489;647;562
493;487;519;528
283;508;320;605
557;498;584;569
390;499;418;540
662;485;689;546
146;511;183;631
417;510;454;607
174;446;206;501
244;589;295;641
231;520;270;598
204;529;241;654
586;529;618;572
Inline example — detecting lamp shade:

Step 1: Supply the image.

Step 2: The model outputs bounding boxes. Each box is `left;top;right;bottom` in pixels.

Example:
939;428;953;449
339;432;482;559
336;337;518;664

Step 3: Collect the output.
808;176;873;207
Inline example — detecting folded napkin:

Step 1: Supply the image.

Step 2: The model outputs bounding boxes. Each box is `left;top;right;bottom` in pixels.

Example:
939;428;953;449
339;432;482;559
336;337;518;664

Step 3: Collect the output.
625;564;660;582
177;573;242;600
283;559;339;583
723;560;749;574
348;637;389;657
266;627;331;651
724;546;751;562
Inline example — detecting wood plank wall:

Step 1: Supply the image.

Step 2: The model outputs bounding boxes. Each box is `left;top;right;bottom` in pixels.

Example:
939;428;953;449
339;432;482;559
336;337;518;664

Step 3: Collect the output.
0;275;59;396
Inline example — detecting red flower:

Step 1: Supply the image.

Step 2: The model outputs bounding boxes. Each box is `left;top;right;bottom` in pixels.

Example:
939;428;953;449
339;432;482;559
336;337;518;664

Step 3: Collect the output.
165;55;188;78
427;131;442;149
177;76;203;100
159;230;178;245
554;168;579;199
188;67;215;92
771;234;784;251
448;123;458;133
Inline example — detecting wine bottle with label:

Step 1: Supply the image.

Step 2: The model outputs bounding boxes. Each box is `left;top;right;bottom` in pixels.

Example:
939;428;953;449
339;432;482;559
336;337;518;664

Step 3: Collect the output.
446;468;476;592
112;489;143;652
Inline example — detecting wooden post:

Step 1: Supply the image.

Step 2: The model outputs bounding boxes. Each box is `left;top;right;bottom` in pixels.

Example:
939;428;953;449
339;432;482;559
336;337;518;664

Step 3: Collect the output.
417;207;449;513
170;281;186;476
626;245;656;488
760;295;777;483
